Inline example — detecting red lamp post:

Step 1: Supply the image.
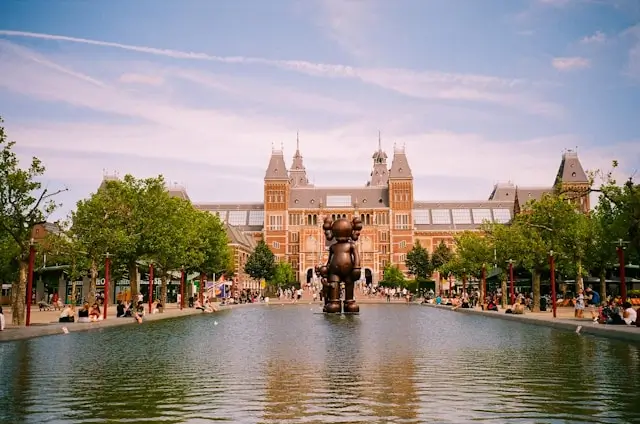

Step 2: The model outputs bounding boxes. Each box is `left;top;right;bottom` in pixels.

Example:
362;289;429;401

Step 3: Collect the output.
448;274;453;297
199;273;205;304
508;259;515;305
103;253;110;320
462;269;467;296
549;250;557;318
481;264;487;304
25;239;36;326
148;263;154;314
617;240;627;303
180;266;185;310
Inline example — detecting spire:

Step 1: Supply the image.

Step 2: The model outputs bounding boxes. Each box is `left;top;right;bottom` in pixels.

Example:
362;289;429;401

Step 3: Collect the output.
389;143;413;179
289;132;312;187
265;145;288;181
369;132;389;186
554;149;589;186
513;186;521;216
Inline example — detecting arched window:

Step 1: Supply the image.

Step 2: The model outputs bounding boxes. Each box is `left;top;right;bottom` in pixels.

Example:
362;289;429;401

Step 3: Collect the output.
312;214;317;225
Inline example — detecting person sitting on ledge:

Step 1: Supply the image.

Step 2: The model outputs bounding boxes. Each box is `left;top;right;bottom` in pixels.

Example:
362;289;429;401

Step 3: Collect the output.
194;299;204;310
89;303;102;322
59;305;75;322
506;299;525;315
486;298;498;311
134;301;145;324
77;303;91;323
116;301;126;318
0;306;5;331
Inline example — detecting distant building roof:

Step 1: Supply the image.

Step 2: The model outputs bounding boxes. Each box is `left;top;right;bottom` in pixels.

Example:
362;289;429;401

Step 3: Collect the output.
265;147;289;181
488;182;551;203
554;149;589;186
388;145;412;179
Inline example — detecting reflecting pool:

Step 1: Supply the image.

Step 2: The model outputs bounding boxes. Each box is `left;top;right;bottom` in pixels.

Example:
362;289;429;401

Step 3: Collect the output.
1;304;639;423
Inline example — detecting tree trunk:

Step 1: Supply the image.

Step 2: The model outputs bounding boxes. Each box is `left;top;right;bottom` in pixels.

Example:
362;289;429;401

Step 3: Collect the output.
160;274;168;312
532;270;541;312
11;260;28;325
89;259;98;303
501;278;507;309
576;258;584;293
129;262;138;304
599;268;607;302
70;260;78;306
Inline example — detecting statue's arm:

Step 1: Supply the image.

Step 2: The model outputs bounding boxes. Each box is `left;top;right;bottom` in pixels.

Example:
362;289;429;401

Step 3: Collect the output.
326;245;334;267
351;242;361;269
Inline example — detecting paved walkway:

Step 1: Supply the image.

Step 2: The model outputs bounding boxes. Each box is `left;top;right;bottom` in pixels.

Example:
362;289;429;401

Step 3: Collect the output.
422;303;640;343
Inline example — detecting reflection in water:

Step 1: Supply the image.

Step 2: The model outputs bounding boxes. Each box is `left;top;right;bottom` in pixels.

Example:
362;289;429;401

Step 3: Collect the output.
1;304;639;424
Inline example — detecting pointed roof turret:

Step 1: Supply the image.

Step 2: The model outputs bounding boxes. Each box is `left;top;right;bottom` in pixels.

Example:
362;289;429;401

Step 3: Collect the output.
554;149;589;186
388;143;413;179
369;131;389;186
289;132;312;187
264;143;289;181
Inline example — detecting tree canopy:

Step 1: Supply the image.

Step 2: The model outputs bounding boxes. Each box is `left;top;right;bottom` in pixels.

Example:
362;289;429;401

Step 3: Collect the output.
244;240;275;283
405;241;432;280
271;261;296;288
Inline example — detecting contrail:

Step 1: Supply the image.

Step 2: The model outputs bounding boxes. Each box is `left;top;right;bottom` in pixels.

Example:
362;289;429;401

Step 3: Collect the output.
0;30;355;77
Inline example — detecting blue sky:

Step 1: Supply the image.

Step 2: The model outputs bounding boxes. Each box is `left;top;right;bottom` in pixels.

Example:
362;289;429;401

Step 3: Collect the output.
0;0;639;218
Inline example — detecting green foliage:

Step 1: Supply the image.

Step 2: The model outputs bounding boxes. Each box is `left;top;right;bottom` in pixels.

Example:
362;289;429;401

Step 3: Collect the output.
450;231;493;279
381;264;405;286
42;222;90;282
430;241;452;271
244;240;275;282
0;118;64;324
0;232;19;284
191;210;232;278
271;261;296;287
405;241;432;279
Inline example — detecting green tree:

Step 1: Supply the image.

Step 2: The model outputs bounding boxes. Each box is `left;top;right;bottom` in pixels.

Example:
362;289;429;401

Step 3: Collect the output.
450;231;494;303
382;264;406;286
191;210;232;292
146;196;197;308
431;241;452;271
0;119;64;325
405;241;432;280
74;175;169;303
511;194;582;311
244;240;275;283
586;195;622;299
0;232;19;286
272;261;296;289
42;222;90;305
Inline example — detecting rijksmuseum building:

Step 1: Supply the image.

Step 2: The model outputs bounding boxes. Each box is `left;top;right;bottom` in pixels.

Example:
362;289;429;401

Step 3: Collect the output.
180;139;591;288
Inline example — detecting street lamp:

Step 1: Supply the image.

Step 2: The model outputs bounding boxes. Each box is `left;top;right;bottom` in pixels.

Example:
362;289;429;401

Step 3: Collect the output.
103;252;110;320
549;250;557;318
481;263;487;304
26;238;36;326
462;268;467;296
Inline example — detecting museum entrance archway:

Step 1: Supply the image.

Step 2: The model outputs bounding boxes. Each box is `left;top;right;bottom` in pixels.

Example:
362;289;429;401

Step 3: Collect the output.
365;268;373;286
306;268;314;285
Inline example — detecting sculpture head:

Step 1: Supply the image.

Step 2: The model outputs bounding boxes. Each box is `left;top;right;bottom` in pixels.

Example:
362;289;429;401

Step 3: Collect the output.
323;216;364;243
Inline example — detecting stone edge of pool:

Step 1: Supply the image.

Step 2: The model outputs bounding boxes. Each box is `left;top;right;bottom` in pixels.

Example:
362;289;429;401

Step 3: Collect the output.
422;303;640;343
0;305;249;343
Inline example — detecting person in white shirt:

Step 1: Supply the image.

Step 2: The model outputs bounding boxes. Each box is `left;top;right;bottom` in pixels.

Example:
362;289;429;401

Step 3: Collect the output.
0;306;5;331
622;302;637;325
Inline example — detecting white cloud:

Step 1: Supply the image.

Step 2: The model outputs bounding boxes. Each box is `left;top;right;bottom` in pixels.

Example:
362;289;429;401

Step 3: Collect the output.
552;56;591;71
316;0;378;59
623;24;640;78
0;30;561;116
118;73;164;86
580;30;607;44
0;33;636;213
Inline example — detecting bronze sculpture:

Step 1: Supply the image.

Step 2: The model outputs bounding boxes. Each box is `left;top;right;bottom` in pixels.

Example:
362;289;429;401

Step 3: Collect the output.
319;216;363;313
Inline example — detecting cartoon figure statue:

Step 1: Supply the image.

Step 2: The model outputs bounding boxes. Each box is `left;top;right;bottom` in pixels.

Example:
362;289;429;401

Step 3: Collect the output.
322;216;363;313
315;264;329;308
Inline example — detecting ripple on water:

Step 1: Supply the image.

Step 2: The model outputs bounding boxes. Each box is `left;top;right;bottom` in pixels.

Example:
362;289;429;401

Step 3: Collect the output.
1;305;640;424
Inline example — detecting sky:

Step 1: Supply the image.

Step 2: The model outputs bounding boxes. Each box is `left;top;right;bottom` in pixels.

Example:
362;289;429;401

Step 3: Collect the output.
0;0;639;219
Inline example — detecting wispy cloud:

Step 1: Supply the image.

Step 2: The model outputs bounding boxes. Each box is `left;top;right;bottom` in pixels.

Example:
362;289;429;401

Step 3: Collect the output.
552;56;591;71
580;30;607;44
316;0;378;59
0;30;561;116
623;24;640;78
118;73;164;86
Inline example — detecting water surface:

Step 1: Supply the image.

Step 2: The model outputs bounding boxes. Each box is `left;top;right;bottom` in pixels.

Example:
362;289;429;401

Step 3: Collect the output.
1;304;639;423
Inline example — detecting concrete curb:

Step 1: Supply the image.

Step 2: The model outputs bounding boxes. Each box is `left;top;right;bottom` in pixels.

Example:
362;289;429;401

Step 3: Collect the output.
421;303;640;344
